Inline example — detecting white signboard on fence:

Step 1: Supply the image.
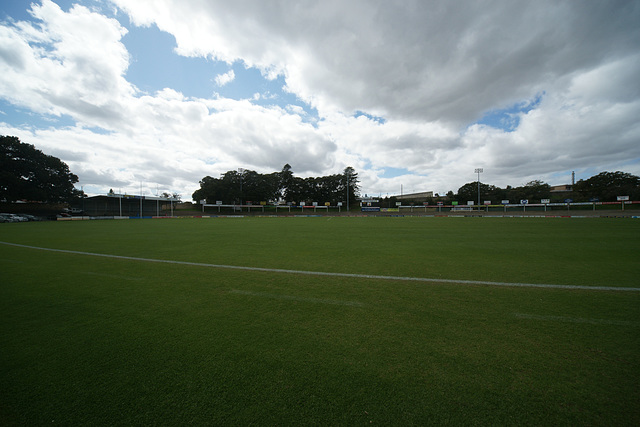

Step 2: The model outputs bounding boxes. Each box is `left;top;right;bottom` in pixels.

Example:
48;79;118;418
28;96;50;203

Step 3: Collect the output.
617;196;629;201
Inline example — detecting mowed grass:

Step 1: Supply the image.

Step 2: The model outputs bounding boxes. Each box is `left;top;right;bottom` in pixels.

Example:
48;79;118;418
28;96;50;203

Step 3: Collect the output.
1;217;639;425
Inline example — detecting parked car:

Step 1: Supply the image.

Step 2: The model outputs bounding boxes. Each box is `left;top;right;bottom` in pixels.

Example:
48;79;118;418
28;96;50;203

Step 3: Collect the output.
0;213;13;223
63;208;84;215
0;213;25;223
19;214;42;221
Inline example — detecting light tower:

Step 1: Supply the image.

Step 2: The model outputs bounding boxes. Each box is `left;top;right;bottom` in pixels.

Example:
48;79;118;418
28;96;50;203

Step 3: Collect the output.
238;168;244;207
474;168;483;207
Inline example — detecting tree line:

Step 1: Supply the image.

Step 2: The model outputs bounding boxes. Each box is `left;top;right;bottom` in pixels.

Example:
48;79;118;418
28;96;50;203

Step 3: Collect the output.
192;164;360;206
454;180;554;204
2;135;639;206
1;135;82;203
455;173;639;204
389;173;640;206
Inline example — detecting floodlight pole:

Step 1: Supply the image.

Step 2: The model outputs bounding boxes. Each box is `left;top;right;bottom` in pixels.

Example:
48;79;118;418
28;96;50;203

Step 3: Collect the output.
238;168;244;211
474;168;483;207
347;173;350;212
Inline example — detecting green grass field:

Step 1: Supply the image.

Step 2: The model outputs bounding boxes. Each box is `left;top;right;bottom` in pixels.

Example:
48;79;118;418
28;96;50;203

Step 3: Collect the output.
1;217;639;425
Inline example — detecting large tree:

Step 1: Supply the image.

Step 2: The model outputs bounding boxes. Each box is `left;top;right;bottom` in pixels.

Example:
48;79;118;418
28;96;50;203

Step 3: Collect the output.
279;164;295;202
241;170;281;203
343;166;360;207
456;182;503;204
456;180;552;204
574;171;640;202
192;172;240;204
192;164;361;206
0;135;80;203
507;180;551;203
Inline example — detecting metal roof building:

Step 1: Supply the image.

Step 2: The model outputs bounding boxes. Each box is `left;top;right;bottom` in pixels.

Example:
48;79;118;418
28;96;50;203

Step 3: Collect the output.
75;193;179;217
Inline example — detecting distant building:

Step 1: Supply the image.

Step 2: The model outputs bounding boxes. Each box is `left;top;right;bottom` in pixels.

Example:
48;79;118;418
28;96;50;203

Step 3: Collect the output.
550;185;573;193
75;193;179;217
394;191;434;202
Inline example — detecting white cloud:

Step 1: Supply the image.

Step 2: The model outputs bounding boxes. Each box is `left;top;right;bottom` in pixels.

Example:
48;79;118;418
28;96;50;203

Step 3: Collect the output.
285;105;305;116
214;69;235;87
0;0;133;128
111;0;640;123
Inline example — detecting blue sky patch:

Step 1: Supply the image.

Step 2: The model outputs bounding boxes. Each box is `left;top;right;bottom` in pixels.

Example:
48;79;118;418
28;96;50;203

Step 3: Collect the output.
476;92;544;131
123;24;226;99
354;110;386;124
0;99;75;129
380;167;410;178
121;22;319;124
1;1;31;22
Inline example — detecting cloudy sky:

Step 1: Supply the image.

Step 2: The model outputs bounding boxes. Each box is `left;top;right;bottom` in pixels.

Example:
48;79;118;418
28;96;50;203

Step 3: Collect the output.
1;0;639;200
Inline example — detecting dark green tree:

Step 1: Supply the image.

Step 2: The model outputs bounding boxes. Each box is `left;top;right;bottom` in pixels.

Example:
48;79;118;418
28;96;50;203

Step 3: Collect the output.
192;171;243;204
574;171;640;202
279;164;295;202
192;176;222;204
343;166;360;208
325;173;345;205
508;180;551;203
192;165;362;207
285;176;307;204
241;169;280;203
456;182;503;204
0;135;80;203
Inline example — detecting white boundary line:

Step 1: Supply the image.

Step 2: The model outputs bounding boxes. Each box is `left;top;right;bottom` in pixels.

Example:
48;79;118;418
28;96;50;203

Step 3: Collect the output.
2;241;639;292
230;289;364;306
82;271;143;282
514;313;640;326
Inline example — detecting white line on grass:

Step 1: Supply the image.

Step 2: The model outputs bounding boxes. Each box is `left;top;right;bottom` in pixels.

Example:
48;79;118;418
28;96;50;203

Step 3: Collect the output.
230;289;363;306
2;241;639;292
82;272;143;281
514;313;640;327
